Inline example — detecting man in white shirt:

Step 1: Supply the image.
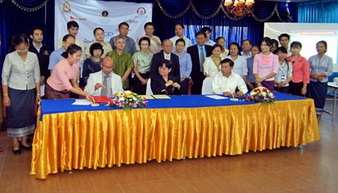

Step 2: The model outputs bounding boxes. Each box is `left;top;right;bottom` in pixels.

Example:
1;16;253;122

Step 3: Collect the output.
212;58;248;96
241;39;252;58
57;21;85;64
84;57;123;97
169;24;192;51
135;22;161;54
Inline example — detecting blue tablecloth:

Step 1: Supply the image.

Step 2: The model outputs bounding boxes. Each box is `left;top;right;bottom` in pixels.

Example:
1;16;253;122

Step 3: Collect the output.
40;92;306;116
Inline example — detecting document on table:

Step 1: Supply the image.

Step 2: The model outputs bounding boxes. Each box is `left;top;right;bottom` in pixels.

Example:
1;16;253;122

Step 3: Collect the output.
205;95;228;100
152;95;171;99
72;99;93;105
140;95;155;99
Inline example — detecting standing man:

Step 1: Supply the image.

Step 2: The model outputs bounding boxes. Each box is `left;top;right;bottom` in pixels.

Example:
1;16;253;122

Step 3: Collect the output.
85;27;113;58
150;39;180;79
187;31;213;94
84;57;123;96
110;22;137;56
278;33;291;54
135;22;161;54
48;34;75;71
241;39;252;58
29;27;51;88
57;21;85;64
201;26;215;46
106;37;134;90
169;24;192;51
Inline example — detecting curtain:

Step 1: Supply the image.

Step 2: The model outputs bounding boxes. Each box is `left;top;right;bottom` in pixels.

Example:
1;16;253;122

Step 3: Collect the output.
298;0;338;23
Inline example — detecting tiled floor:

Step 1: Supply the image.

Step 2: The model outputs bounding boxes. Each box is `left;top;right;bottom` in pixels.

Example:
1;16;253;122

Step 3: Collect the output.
0;99;337;193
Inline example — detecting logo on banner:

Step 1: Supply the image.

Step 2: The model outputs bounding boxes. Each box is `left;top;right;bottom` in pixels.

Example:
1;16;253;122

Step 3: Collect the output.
102;10;109;17
62;1;71;13
137;7;146;15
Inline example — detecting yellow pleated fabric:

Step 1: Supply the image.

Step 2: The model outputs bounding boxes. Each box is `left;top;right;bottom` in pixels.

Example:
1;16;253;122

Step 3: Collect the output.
30;99;319;179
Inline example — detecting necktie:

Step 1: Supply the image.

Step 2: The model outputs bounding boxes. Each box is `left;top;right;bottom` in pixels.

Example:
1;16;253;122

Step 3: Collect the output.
199;47;205;72
166;54;170;60
101;75;109;96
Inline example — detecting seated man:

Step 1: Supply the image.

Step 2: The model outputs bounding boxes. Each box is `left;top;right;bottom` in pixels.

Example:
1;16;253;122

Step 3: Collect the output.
84;57;123;97
151;60;180;95
212;58;248;96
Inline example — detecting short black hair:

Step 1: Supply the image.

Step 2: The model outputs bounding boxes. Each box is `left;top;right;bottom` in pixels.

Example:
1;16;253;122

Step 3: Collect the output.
30;26;43;36
211;44;223;52
89;43;104;57
138;37;150;46
221;58;234;67
195;31;207;38
144;22;154;29
61;44;82;58
62;34;75;42
290;41;302;49
175;23;184;29
119;22;129;29
93;27;104;36
201;26;212;33
67;21;79;29
274;46;287;55
159;59;173;69
278;33;290;41
216;37;225;43
175;38;186;46
242;39;252;45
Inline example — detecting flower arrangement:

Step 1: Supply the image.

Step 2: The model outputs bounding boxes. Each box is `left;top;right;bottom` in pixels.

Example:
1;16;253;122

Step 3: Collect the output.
246;87;275;104
108;91;148;110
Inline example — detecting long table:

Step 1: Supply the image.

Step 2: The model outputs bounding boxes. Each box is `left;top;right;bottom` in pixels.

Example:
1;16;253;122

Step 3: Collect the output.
30;93;319;179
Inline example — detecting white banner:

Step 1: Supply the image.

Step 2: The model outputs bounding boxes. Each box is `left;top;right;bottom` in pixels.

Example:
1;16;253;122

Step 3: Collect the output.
54;0;152;50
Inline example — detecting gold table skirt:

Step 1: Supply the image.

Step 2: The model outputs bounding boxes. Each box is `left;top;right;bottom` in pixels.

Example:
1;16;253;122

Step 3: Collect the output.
30;99;319;179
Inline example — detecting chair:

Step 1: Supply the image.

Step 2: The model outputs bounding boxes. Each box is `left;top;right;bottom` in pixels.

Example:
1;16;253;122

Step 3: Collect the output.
201;77;213;95
146;79;153;95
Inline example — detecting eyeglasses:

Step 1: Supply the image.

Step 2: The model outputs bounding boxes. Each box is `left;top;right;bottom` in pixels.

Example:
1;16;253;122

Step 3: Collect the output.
102;65;114;69
16;48;28;52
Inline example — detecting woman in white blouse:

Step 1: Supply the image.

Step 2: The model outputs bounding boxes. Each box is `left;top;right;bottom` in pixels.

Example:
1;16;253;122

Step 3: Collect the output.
203;44;223;77
2;34;41;155
225;42;248;82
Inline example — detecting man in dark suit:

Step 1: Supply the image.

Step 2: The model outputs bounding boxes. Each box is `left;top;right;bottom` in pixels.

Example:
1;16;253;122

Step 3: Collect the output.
150;39;180;79
187;31;213;94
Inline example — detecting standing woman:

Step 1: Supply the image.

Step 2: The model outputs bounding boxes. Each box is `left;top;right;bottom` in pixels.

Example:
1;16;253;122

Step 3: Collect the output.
308;40;333;120
253;37;279;91
46;44;92;100
225;42;248;81
173;38;192;95
203;44;223;77
286;41;310;96
132;37;153;95
2;34;41;155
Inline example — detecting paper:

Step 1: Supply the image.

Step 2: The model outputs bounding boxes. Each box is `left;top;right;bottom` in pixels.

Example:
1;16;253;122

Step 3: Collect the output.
140;95;155;99
205;95;228;100
152;95;171;99
72;99;93;105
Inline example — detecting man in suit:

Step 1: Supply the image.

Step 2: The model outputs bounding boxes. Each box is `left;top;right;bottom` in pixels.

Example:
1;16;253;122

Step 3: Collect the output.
187;31;213;94
150;39;180;79
84;57;124;97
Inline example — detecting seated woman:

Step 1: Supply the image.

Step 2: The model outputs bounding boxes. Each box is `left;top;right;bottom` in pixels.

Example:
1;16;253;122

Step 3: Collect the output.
82;43;104;85
151;60;180;95
212;58;248;96
45;44;92;100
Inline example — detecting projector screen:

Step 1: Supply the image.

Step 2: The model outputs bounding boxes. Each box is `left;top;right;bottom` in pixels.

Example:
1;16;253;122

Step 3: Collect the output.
264;23;338;71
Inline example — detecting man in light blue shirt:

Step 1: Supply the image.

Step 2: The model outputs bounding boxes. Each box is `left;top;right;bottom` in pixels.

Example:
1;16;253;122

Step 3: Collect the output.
109;22;137;56
48;34;75;71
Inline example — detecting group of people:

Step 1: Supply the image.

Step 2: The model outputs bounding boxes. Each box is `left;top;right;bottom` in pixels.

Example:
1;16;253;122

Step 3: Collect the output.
1;20;333;155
